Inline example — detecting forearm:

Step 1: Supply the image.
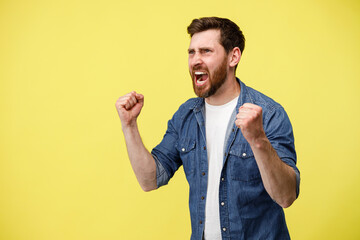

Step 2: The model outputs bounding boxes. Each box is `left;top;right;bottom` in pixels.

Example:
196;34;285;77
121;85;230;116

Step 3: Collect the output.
122;123;157;192
250;137;297;208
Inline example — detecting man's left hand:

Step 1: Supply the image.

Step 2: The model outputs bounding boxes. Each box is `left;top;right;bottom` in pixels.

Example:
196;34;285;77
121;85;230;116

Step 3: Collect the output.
235;103;266;145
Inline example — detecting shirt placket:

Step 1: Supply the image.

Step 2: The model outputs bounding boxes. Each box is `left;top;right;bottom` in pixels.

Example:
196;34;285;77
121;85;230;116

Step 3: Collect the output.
194;106;208;239
219;124;239;239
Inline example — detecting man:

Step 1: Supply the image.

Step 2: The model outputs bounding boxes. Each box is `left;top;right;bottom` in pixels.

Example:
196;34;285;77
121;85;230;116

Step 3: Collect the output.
115;17;300;240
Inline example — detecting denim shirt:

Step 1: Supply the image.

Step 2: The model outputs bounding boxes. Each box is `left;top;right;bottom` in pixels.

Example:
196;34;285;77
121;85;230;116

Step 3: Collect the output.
151;79;300;240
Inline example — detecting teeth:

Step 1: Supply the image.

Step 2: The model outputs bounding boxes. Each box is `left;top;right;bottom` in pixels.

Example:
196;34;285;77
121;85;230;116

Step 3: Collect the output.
196;74;204;84
195;71;206;75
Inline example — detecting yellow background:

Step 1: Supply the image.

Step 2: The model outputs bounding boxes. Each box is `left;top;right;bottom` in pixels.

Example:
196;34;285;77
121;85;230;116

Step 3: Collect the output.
1;0;359;239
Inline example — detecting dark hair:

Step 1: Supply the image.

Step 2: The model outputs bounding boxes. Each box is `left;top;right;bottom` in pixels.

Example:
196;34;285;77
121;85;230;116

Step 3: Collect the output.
187;17;245;54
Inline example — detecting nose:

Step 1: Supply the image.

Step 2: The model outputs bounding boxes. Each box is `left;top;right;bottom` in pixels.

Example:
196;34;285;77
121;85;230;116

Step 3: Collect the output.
190;51;203;68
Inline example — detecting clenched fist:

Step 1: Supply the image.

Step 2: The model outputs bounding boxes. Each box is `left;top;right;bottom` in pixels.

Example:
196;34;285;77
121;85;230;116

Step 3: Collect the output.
235;103;266;145
115;91;144;128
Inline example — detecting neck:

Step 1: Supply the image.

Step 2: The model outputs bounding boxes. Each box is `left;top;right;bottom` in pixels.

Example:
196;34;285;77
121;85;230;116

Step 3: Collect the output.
205;75;240;106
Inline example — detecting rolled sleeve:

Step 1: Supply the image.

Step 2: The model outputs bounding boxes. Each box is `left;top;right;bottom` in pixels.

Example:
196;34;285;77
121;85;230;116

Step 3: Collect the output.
152;154;170;188
151;117;182;188
265;107;300;198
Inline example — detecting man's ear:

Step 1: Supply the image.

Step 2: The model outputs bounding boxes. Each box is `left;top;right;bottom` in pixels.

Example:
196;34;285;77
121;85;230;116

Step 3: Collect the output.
229;47;241;68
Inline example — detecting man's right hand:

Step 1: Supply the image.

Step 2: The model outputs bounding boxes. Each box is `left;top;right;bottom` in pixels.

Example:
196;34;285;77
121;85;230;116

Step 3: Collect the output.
115;91;144;128
115;91;156;191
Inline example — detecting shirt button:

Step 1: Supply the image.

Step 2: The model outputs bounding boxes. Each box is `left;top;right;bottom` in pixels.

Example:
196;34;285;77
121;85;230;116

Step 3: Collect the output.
199;220;203;224
182;148;185;152
242;152;247;157
203;146;206;150
223;227;227;232
221;202;225;206
202;172;206;176
221;177;225;181
232;128;235;132
224;153;227;157
201;196;205;200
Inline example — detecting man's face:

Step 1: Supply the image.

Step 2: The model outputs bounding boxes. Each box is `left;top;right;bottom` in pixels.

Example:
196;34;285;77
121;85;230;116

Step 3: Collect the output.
188;29;229;98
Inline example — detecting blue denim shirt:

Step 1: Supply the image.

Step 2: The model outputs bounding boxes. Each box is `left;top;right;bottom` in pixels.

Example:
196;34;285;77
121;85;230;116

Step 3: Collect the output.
151;80;300;240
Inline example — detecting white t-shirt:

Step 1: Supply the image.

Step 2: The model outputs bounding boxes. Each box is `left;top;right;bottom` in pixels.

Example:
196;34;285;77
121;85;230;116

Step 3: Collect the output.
204;96;238;240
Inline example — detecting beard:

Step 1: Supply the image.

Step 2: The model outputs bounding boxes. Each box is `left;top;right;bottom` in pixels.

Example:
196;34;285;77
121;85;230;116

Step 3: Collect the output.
191;56;228;98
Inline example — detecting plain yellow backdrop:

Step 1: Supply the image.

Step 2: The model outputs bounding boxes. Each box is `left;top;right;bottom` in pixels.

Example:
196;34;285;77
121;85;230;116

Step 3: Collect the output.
1;0;359;239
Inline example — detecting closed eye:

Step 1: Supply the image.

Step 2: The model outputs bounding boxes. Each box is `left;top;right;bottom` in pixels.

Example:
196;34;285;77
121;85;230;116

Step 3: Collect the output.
200;48;212;54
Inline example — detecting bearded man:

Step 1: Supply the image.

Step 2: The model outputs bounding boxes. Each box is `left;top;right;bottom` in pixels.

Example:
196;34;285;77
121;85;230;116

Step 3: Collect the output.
115;17;300;240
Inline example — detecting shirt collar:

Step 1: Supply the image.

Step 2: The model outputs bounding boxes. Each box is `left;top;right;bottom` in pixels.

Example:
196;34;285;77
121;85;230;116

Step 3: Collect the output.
190;78;250;112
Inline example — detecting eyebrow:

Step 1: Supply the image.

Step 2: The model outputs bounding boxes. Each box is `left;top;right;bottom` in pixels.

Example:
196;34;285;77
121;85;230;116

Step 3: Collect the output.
188;47;214;52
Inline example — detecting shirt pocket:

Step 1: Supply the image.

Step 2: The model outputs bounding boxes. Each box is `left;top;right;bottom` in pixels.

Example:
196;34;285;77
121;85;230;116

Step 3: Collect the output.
177;138;196;176
229;144;261;182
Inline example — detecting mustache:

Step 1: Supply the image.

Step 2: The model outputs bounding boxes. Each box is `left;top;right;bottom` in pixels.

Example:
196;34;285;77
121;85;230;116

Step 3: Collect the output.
192;66;208;72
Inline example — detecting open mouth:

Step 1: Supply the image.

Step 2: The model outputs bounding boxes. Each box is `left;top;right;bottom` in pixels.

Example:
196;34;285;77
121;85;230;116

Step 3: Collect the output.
194;71;209;86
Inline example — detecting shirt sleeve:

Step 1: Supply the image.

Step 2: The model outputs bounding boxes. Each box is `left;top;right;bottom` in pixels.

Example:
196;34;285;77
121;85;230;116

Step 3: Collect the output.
264;106;300;198
151;114;182;188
